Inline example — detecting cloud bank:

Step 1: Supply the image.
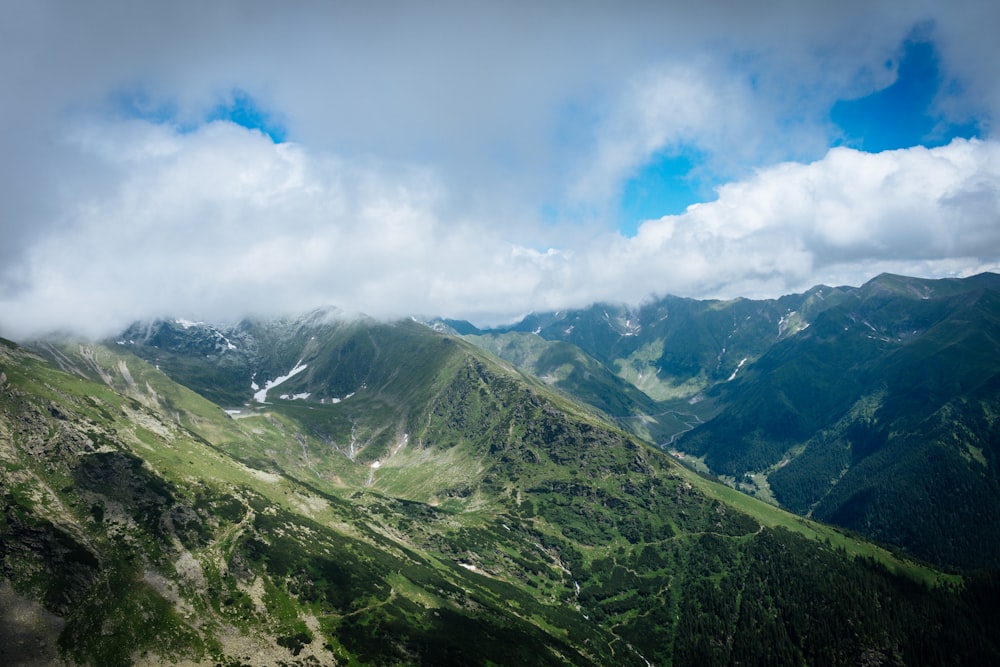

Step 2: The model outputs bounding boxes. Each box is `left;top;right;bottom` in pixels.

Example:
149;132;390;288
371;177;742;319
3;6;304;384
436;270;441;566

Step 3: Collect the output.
2;118;997;339
1;1;1000;338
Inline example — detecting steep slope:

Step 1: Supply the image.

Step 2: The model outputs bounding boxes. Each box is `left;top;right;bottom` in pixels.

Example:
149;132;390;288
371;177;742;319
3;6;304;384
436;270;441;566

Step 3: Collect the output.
5;336;632;665
496;287;851;401
462;331;679;444
6;326;1000;665
107;316;556;494
680;273;1000;569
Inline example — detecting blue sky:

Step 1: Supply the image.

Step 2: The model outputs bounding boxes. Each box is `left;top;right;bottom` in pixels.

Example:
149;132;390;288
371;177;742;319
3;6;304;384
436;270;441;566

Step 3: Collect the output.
619;29;981;236
831;31;978;153
1;1;999;337
114;87;288;142
206;90;287;143
620;152;705;236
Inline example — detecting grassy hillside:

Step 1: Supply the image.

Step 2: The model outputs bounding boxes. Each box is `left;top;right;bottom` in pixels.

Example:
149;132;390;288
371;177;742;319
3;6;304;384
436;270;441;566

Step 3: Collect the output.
5;321;1000;664
474;275;1000;571
463;331;682;444
4;338;631;665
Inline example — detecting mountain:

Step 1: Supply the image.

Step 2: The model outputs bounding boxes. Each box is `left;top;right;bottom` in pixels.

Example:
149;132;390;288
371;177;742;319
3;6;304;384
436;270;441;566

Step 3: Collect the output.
468;273;1000;572
461;331;677;444
679;272;1000;570
492;287;850;401
5;318;1000;665
459;287;857;451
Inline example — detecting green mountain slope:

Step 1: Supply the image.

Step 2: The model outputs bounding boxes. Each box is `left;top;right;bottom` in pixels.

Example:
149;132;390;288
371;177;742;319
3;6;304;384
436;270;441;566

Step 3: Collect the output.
4;320;1000;664
462;331;681;444
462;292;853;448
5;336;633;665
680;273;1000;570
498;288;851;401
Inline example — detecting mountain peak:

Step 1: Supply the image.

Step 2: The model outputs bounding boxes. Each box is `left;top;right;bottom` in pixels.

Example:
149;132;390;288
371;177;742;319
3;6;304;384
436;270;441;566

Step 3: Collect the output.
7;276;1000;663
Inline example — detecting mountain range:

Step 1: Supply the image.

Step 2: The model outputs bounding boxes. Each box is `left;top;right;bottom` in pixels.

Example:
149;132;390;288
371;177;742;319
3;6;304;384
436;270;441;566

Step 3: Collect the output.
2;272;1000;664
454;273;1000;572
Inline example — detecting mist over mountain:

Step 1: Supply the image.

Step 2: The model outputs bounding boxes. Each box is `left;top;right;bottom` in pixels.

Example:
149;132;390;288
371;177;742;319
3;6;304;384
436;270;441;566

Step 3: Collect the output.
3;272;1000;664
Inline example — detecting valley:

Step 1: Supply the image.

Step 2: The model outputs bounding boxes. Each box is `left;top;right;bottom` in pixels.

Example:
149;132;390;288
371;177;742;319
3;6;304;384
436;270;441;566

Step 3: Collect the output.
463;272;1000;571
1;273;1000;664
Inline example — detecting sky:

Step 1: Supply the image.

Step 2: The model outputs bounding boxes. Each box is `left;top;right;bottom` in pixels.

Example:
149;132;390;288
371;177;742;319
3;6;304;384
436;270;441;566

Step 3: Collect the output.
2;0;1000;339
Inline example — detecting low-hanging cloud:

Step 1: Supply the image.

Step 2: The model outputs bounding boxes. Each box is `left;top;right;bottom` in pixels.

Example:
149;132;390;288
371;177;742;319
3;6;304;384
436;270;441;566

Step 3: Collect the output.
3;1;1000;339
577;138;1000;304
1;117;997;339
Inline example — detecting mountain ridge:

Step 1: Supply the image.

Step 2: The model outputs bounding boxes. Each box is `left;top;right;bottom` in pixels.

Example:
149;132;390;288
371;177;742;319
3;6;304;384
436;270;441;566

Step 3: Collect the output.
6;311;1000;664
442;272;1000;570
5;271;1000;663
667;273;1000;569
100;272;1000;571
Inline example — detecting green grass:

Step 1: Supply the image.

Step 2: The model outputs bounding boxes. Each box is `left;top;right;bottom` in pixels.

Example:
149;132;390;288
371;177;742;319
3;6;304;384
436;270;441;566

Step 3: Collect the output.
3;331;989;665
677;462;958;587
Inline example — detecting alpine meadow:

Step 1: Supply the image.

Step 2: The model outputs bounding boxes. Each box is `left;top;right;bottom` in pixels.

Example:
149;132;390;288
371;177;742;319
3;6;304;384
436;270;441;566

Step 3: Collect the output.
2;273;1000;664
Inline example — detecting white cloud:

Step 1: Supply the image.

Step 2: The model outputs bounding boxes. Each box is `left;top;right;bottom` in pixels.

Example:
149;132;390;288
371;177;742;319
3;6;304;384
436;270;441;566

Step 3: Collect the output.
1;117;997;340
570;64;755;207
0;120;556;337
578;138;1000;303
2;2;1000;338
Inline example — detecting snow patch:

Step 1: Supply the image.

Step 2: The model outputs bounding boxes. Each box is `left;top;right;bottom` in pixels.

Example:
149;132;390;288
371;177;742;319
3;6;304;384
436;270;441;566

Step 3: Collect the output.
253;361;308;403
365;458;381;486
727;357;748;381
